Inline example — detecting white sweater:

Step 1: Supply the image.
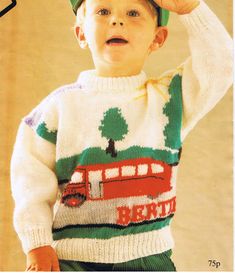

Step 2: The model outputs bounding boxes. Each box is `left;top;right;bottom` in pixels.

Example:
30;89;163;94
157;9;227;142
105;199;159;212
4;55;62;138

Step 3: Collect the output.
11;1;232;263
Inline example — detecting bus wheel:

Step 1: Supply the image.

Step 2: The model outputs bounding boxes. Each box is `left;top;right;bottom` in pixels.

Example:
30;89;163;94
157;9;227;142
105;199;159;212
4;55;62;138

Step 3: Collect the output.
64;194;86;207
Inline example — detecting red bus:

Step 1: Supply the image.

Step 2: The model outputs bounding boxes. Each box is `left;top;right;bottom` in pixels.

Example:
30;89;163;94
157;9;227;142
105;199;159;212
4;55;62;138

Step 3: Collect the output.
61;158;173;207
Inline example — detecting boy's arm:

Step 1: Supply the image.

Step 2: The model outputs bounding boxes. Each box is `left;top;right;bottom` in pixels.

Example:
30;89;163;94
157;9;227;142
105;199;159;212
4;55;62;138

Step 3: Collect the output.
156;0;233;139
178;0;233;138
11;98;59;270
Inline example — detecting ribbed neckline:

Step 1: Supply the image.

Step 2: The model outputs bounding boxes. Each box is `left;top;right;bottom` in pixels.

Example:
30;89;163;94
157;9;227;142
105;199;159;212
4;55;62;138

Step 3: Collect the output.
77;70;147;93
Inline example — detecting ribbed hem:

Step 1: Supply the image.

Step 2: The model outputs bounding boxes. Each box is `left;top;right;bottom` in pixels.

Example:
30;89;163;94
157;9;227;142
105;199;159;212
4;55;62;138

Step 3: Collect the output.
59;250;176;271
18;227;53;254
52;226;174;263
77;70;147;93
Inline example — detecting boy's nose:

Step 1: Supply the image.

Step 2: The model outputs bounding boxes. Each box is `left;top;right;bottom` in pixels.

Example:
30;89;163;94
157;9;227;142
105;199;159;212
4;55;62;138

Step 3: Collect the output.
112;21;124;26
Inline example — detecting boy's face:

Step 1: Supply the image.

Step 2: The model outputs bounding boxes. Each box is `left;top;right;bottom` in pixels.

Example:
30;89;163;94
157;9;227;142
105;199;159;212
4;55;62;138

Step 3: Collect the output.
76;0;168;77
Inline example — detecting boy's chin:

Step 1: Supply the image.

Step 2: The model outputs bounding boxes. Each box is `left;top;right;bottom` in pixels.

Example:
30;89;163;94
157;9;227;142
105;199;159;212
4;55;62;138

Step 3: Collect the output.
104;53;130;63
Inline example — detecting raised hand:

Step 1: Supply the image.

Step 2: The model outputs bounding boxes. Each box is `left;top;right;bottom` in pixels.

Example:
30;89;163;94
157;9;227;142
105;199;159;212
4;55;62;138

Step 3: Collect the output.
153;0;200;14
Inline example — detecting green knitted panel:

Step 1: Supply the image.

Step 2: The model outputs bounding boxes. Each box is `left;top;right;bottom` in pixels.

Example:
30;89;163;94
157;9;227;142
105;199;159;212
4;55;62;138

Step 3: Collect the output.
36;122;57;145
163;74;182;150
56;146;179;182
52;215;173;240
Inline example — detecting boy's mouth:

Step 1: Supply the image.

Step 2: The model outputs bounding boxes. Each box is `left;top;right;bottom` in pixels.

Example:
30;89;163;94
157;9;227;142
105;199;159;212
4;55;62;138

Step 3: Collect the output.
106;37;128;45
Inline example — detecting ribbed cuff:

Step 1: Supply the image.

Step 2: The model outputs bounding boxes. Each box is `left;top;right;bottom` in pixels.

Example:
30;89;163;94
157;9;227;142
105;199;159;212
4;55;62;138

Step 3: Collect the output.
18;227;53;254
179;0;226;35
179;0;232;55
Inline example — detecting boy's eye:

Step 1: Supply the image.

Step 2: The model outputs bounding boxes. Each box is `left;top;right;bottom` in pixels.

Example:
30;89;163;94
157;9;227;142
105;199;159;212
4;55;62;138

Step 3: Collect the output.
97;8;110;16
127;10;140;17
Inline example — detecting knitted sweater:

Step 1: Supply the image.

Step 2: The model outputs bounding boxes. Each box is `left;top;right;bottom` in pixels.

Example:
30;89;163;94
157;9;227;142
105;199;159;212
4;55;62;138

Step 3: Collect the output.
11;1;232;263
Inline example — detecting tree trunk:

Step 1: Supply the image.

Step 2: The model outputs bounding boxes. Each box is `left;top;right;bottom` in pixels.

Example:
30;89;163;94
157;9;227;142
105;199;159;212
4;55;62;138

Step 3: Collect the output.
106;138;117;157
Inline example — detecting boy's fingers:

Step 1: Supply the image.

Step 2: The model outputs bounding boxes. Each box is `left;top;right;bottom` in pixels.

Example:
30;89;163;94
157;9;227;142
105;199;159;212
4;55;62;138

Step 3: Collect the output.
25;264;39;271
26;263;54;271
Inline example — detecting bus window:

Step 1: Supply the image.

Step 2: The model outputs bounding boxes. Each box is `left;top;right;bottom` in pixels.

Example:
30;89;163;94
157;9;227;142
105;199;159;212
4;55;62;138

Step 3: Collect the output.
105;168;119;179
137;164;148;175
121;166;136;177
151;163;164;174
71;171;83;183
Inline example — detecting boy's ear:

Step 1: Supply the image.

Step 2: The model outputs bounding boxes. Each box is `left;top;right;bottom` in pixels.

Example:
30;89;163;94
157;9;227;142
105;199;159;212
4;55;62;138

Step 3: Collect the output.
150;26;168;52
74;25;88;49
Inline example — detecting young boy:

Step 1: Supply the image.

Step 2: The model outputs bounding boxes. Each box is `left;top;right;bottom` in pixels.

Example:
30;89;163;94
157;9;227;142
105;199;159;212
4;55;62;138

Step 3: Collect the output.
10;0;232;271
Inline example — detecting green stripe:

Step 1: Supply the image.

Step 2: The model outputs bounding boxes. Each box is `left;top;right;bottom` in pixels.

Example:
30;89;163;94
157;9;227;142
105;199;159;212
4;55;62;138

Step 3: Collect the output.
52;215;173;240
56;146;179;182
36;122;57;144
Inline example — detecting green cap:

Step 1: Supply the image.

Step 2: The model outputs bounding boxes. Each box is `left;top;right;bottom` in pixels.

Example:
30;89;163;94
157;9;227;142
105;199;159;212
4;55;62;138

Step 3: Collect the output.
69;0;170;26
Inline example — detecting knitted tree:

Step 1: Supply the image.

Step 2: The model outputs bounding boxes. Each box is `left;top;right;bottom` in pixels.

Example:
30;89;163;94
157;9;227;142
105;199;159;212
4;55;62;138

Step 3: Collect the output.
99;108;128;157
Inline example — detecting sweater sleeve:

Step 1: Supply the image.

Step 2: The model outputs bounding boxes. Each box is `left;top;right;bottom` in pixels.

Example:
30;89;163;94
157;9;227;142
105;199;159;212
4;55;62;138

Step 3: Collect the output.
178;0;233;140
10;96;59;254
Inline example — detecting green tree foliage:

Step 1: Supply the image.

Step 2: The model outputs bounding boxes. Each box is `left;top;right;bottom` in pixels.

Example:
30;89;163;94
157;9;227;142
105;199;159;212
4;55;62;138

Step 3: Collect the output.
99;108;128;157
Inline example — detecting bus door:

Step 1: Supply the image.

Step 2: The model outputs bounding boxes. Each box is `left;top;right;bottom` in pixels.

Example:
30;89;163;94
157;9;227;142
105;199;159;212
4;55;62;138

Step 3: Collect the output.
87;170;104;200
